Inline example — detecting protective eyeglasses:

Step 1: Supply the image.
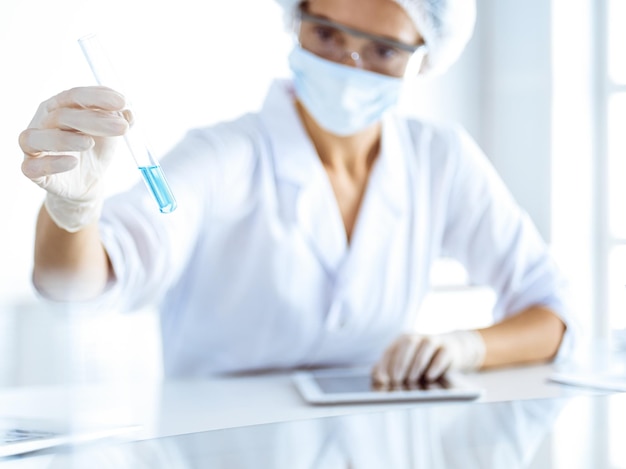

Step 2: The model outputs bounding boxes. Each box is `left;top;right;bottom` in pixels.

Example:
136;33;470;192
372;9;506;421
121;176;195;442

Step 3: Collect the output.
296;5;426;78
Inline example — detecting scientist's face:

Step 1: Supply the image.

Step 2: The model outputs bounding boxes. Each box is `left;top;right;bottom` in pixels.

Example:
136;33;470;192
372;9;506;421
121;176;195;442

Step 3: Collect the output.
299;0;423;77
289;0;423;135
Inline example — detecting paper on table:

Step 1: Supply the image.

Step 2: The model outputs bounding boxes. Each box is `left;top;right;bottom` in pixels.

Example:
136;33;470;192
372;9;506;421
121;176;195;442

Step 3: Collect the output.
549;371;626;392
549;333;626;392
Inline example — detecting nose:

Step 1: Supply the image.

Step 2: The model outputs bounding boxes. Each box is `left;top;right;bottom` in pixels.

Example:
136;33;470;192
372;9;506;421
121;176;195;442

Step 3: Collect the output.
341;50;364;69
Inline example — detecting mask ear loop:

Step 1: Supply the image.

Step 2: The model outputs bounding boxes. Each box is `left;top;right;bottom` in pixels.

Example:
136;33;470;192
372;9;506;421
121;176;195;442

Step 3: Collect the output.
403;45;428;78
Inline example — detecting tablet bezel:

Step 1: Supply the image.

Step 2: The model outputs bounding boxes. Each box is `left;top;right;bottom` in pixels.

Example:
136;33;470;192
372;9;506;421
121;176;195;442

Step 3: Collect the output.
292;367;483;405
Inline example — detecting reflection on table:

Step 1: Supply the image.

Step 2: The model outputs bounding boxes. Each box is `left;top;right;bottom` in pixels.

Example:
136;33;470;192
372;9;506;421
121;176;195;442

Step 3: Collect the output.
42;396;567;468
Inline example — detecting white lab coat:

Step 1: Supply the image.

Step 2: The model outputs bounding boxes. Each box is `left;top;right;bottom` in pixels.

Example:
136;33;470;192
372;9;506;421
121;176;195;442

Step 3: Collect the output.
99;80;575;377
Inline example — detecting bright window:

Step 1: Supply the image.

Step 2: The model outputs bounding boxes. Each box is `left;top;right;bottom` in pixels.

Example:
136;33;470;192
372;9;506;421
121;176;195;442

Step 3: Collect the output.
607;1;626;333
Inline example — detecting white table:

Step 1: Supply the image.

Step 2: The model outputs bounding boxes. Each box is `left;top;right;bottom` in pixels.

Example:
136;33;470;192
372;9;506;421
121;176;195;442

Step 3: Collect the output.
0;364;605;440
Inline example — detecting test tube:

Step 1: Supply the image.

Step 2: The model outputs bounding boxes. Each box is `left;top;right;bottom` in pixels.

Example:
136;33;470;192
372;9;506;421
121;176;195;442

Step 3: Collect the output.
78;33;177;213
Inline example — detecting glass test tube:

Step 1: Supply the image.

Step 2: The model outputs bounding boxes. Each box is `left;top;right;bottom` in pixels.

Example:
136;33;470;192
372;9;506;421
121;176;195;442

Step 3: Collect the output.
78;33;177;213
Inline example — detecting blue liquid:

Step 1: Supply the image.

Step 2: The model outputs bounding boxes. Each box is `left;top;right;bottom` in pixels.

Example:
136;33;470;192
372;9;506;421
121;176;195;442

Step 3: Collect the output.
138;165;177;213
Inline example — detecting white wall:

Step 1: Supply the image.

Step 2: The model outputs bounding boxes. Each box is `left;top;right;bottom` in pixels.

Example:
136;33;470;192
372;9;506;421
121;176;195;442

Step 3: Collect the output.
481;1;554;241
406;0;554;241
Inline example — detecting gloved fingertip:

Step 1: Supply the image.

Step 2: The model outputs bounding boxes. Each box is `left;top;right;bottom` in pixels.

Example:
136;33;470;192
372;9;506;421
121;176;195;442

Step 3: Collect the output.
80;136;96;151
119;118;130;134
391;367;407;386
371;370;389;386
21;159;38;180
407;365;425;384
54;154;80;172
99;87;127;109
425;354;449;382
425;367;441;382
407;348;434;383
122;108;135;127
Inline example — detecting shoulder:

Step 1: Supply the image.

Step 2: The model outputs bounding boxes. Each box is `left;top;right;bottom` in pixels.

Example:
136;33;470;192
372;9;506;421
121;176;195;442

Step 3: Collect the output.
182;113;267;156
186;78;296;152
403;116;478;154
400;116;487;176
400;116;512;209
165;112;269;181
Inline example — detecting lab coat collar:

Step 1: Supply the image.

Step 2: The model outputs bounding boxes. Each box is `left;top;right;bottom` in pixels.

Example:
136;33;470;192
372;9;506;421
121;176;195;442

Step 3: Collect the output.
260;79;319;187
334;112;411;295
259;80;410;276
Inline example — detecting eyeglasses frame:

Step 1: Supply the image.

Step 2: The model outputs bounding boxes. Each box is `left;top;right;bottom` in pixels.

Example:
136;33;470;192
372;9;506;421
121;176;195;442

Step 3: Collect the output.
297;7;425;55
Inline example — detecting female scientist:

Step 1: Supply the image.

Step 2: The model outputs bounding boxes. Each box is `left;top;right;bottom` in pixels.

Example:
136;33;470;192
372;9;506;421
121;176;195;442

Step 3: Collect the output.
19;0;574;385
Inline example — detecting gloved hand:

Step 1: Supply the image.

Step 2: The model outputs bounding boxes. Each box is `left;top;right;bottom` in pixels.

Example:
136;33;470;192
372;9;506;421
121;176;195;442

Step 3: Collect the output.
371;330;486;386
19;86;131;232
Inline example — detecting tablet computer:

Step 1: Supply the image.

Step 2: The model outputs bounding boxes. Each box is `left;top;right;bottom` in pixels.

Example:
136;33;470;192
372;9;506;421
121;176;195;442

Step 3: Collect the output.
292;367;483;405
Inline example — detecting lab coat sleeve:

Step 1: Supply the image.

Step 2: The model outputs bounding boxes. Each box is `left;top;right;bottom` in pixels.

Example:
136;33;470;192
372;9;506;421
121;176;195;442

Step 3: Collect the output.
97;118;260;313
439;126;579;361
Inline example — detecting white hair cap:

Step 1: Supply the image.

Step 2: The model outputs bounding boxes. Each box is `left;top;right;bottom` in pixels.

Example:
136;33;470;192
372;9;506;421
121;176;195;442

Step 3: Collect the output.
275;0;476;75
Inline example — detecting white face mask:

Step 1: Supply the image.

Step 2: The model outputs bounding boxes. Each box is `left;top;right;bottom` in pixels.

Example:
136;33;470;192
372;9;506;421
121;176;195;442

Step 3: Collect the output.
288;46;404;136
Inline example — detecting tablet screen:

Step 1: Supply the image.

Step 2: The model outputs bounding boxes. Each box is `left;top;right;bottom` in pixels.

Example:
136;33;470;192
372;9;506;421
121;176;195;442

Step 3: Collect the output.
313;374;453;394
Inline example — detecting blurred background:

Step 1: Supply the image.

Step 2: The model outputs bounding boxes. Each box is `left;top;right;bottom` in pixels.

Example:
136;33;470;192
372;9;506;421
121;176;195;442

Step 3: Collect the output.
0;0;624;386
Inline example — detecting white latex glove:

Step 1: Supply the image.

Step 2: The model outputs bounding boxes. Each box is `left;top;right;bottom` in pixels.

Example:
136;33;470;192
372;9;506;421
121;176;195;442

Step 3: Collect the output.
371;330;486;386
19;86;131;232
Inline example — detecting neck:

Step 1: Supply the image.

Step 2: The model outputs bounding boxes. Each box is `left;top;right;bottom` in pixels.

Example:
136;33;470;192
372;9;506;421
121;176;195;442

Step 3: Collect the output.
295;100;381;175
